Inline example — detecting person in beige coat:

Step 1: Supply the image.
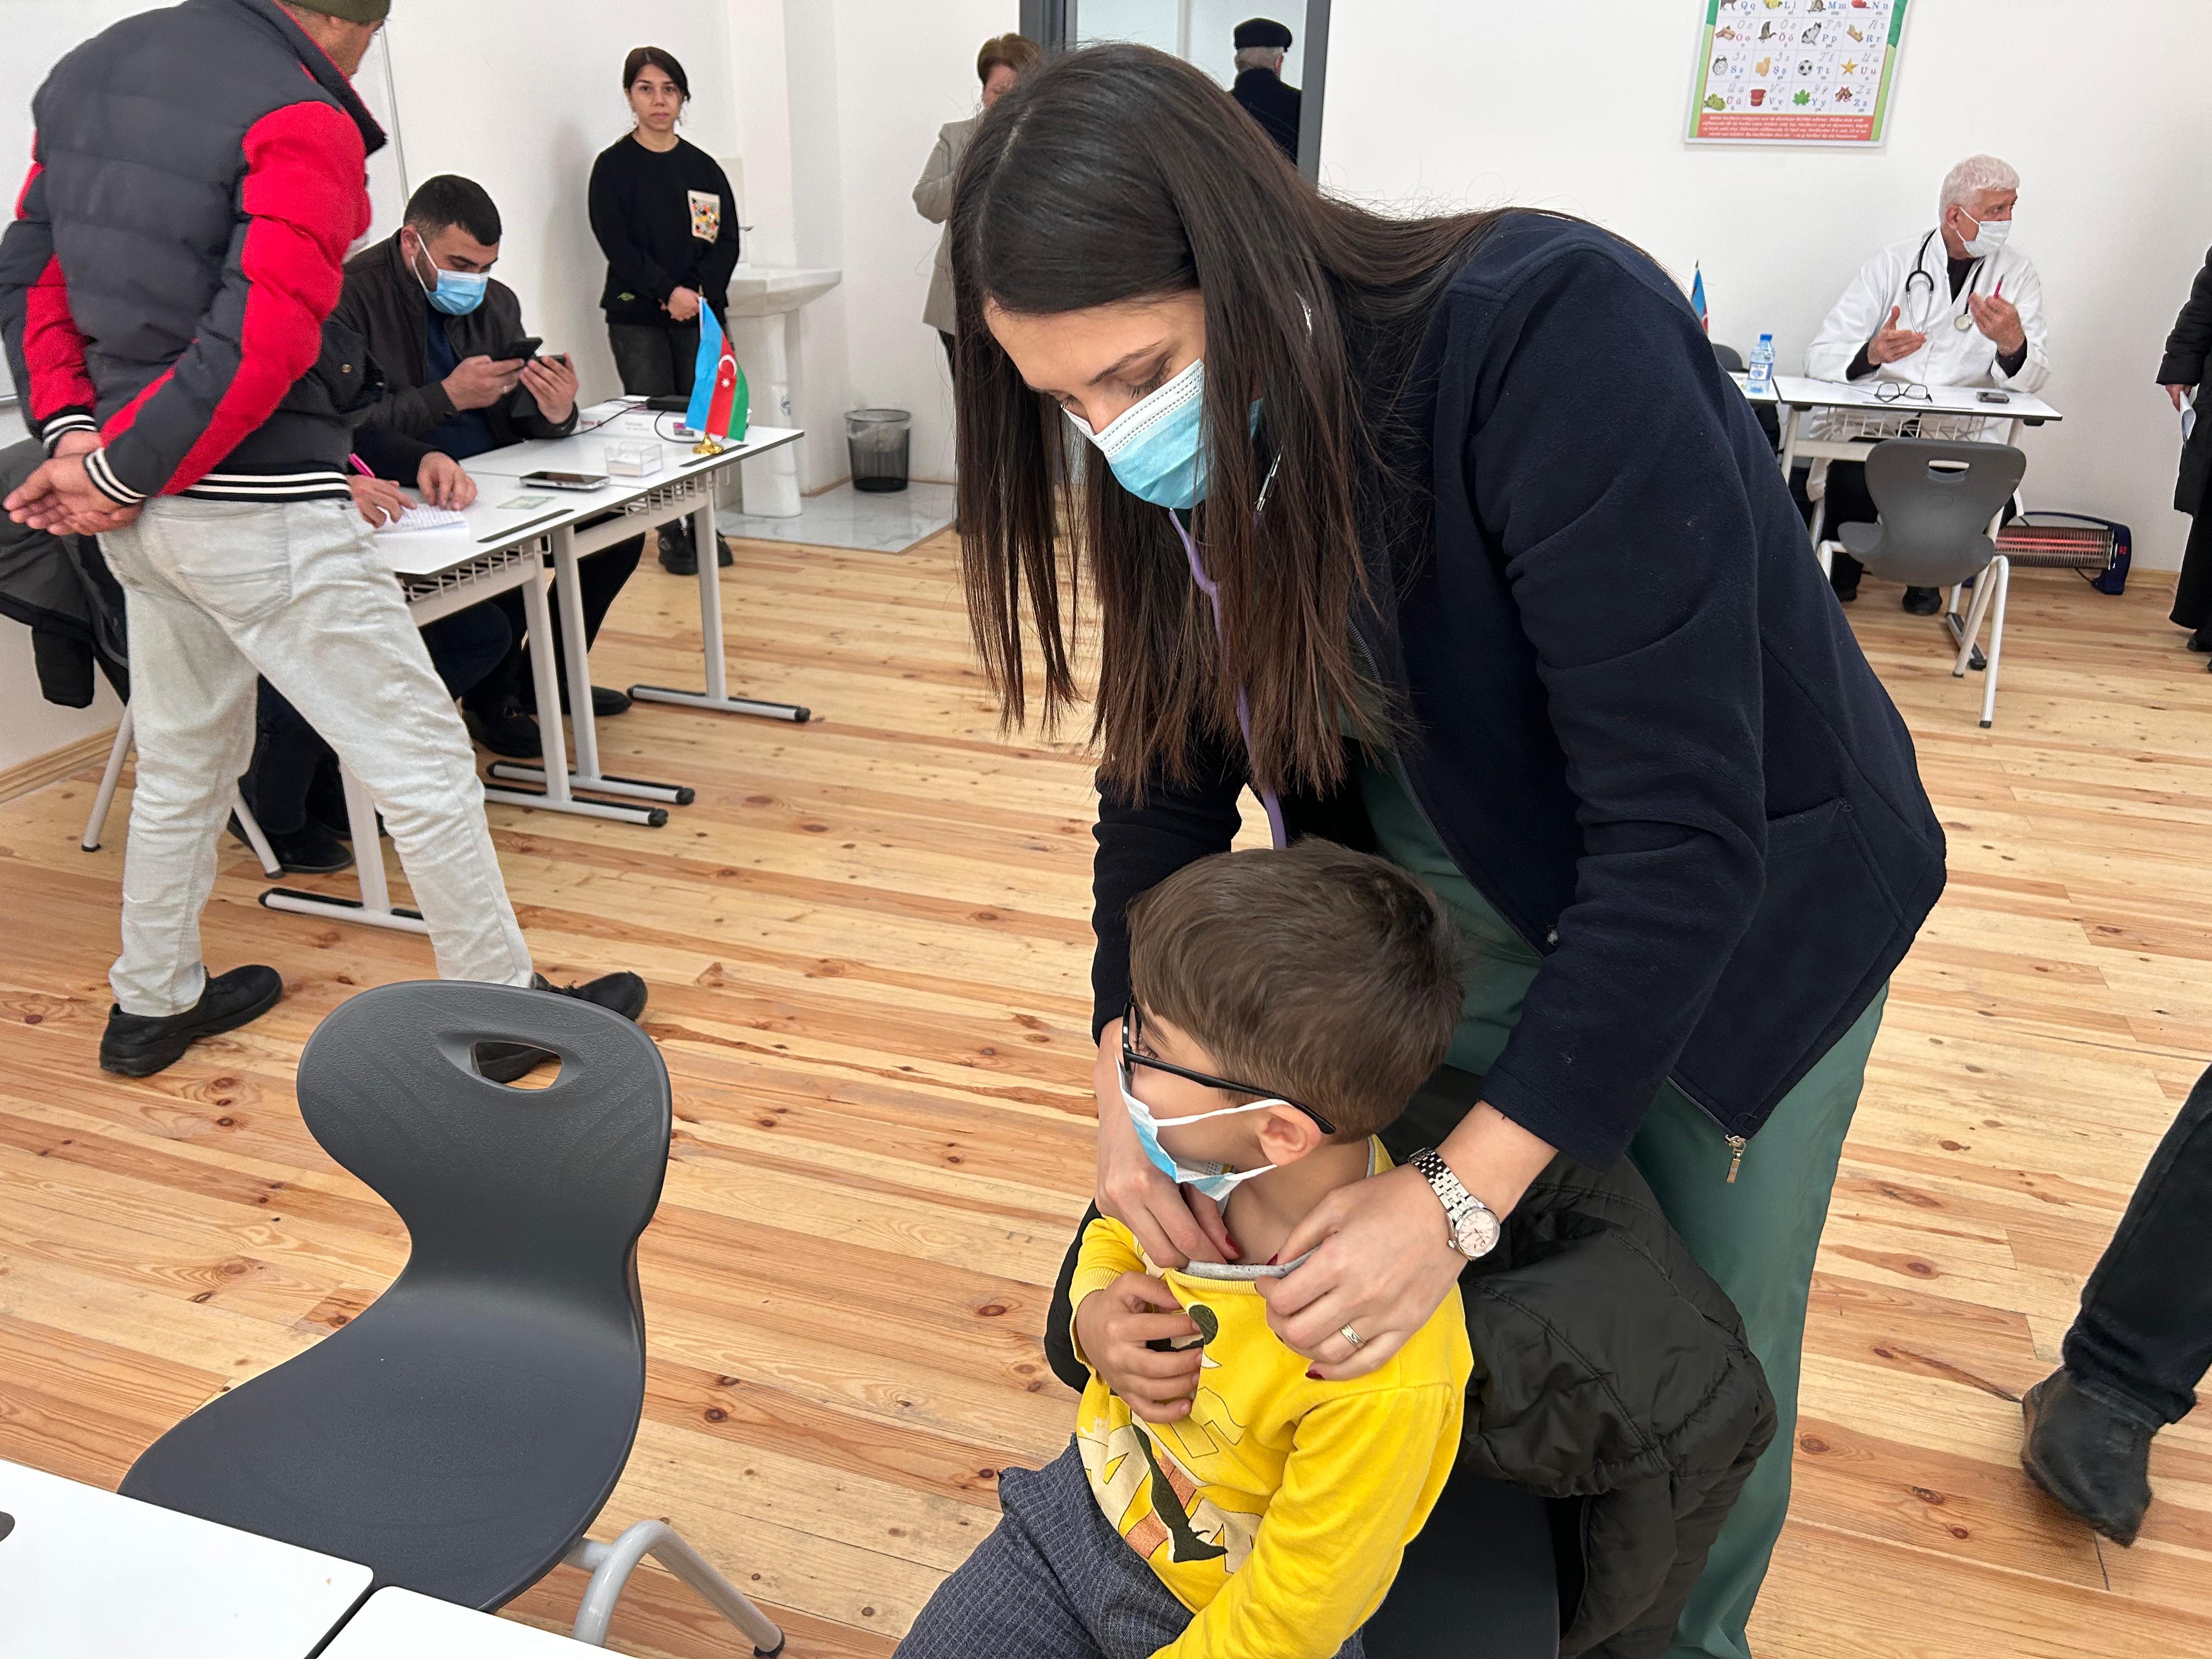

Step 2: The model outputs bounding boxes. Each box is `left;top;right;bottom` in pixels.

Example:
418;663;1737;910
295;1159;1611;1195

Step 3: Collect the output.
914;33;1040;377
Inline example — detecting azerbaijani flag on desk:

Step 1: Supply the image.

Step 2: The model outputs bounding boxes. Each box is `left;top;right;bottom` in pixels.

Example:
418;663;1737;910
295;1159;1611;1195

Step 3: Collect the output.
1691;263;1709;335
685;307;751;443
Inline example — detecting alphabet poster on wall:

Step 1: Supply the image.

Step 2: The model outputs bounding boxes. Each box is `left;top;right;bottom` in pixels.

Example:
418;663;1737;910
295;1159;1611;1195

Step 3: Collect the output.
1686;0;1910;147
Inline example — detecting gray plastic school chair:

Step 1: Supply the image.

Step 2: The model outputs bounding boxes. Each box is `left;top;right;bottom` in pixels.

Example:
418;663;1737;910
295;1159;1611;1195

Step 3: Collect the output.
117;980;785;1656
1819;437;2028;728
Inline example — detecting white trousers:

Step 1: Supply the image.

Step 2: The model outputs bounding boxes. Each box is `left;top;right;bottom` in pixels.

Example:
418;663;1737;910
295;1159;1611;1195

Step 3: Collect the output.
100;496;535;1015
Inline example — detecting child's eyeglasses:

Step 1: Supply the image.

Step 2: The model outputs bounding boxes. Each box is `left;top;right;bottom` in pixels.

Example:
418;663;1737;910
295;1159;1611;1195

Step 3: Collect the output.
1120;1006;1339;1138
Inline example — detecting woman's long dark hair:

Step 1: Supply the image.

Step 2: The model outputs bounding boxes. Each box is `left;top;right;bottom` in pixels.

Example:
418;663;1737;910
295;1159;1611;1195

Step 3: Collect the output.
951;43;1507;797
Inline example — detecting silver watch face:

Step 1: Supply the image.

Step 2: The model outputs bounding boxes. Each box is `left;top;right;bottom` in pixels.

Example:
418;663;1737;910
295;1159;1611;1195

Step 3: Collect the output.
1454;1203;1501;1259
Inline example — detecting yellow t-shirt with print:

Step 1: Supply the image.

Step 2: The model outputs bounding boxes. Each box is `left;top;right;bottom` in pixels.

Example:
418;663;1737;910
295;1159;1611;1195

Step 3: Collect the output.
1068;1140;1472;1659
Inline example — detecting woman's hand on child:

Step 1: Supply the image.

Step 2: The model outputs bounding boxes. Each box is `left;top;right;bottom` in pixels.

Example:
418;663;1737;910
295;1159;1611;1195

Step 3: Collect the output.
1092;1023;1240;1269
1257;1164;1465;1379
1260;1102;1554;1380
1075;1275;1203;1423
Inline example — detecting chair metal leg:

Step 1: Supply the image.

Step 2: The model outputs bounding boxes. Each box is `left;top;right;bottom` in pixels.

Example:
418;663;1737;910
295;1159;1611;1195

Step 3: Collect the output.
1950;573;1996;678
564;1521;785;1656
231;794;283;878
1979;556;2010;728
82;708;134;853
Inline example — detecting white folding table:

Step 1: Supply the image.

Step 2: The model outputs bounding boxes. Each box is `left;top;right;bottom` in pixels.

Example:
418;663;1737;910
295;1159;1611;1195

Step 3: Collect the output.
319;1588;592;1655
0;1457;373;1659
462;405;811;815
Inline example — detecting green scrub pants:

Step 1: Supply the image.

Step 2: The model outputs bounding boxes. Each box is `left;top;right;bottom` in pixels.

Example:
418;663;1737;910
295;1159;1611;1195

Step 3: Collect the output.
1363;766;1883;1659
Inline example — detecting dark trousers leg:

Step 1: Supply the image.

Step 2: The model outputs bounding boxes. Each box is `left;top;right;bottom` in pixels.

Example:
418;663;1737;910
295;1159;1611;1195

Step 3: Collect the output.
2062;1060;2212;1426
2172;511;2212;631
244;679;329;836
249;602;511;833
1040;1206;1557;1658
470;537;645;711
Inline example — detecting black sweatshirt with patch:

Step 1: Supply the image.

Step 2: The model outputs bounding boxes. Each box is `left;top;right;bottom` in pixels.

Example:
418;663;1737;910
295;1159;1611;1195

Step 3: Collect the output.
587;134;741;327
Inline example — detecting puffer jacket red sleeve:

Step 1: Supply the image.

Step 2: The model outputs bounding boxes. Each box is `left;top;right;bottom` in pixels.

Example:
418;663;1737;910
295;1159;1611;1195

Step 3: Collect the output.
84;98;370;505
0;136;101;455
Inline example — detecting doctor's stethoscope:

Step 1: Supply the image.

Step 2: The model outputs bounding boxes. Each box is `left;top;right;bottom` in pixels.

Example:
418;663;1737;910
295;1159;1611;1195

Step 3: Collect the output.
1901;228;1991;333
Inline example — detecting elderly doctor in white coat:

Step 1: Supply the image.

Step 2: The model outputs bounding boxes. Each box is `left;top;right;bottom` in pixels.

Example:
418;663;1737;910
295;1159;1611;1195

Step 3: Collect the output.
1805;154;2051;612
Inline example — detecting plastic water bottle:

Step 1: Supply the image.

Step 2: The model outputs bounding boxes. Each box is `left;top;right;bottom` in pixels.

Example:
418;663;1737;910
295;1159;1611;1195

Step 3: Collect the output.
1747;332;1775;396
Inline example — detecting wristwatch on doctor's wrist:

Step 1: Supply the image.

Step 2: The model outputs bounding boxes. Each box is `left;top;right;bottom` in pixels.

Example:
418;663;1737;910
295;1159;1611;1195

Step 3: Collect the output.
1410;1147;1501;1261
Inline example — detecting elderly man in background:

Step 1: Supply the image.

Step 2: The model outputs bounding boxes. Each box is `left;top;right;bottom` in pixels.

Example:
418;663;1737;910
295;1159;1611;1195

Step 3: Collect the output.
1804;154;2051;613
913;33;1040;379
1229;17;1301;163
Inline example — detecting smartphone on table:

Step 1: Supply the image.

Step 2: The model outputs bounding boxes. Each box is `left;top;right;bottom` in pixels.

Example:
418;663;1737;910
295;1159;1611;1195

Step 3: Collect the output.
519;469;608;491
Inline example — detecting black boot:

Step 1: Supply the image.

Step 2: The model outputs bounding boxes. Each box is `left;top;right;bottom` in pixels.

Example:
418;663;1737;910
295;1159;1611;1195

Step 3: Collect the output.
475;972;650;1084
100;965;284;1077
229;813;353;875
1903;585;1943;615
657;523;698;575
463;701;543;759
2020;1371;2155;1546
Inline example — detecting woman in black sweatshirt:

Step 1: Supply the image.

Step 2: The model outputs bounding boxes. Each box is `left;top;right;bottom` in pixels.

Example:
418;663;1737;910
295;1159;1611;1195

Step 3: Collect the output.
589;46;741;571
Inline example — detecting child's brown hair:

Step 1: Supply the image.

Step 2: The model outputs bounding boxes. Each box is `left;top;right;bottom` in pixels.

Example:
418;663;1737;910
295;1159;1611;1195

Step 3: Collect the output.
1125;844;1462;1139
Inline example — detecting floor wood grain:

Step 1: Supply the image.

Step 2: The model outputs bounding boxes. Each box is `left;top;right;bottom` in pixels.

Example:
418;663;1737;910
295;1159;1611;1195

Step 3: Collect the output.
0;534;2203;1657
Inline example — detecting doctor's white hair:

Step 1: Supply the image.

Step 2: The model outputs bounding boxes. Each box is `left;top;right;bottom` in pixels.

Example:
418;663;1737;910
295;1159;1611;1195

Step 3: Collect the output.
1939;154;2021;218
1234;46;1285;72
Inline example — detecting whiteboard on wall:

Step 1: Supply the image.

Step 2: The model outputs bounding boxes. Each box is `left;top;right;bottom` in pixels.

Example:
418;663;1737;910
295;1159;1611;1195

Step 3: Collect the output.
0;3;409;407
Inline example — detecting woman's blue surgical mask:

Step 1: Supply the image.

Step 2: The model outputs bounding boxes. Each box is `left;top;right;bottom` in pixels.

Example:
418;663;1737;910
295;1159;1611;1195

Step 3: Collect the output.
411;239;489;317
1066;358;1259;510
1119;1053;1283;1201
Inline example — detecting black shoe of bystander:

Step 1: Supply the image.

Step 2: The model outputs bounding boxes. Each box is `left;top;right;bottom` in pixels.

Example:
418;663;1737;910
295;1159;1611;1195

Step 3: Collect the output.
100;965;284;1077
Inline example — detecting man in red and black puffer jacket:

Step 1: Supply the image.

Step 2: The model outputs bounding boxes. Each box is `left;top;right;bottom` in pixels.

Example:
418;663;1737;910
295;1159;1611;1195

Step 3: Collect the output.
0;0;645;1078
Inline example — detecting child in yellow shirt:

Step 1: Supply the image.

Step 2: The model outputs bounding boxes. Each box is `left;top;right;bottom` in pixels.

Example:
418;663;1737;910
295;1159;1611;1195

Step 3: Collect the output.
898;844;1472;1659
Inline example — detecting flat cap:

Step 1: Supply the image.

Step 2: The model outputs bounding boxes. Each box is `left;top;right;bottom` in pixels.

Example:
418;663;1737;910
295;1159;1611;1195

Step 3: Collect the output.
1234;18;1293;50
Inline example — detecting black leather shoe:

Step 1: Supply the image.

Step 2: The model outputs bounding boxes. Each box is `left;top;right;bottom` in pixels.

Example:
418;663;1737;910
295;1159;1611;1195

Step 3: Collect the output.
464;701;543;760
2021;1371;2155;1547
100;965;284;1077
1831;581;1859;603
2187;627;2211;652
229;815;353;875
1903;585;1943;615
657;526;698;575
525;684;635;719
475;972;650;1084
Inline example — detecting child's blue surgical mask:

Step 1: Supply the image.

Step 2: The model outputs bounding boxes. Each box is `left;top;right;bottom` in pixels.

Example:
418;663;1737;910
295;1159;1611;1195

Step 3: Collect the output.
1066;358;1260;510
1119;1051;1284;1202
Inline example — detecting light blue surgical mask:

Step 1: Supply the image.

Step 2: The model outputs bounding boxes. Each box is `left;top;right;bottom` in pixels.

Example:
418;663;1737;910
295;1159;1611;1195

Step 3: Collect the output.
411;239;489;317
1066;358;1259;510
1119;1053;1284;1202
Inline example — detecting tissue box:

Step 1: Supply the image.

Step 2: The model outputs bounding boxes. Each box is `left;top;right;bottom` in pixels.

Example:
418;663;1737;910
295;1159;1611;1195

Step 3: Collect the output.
604;440;663;478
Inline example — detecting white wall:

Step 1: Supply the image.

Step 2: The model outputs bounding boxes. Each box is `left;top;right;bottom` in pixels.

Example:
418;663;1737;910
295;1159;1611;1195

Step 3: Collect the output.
1321;0;2212;571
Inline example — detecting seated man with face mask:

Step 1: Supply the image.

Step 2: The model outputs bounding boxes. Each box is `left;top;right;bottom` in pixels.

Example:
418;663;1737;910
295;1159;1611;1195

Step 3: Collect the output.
334;174;645;757
1802;153;2050;614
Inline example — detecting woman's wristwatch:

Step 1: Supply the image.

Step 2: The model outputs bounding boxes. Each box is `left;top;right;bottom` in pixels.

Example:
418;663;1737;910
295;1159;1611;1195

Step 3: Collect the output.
1410;1147;1502;1261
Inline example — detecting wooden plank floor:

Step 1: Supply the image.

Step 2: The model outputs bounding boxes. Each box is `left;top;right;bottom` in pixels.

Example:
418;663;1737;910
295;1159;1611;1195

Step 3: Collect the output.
0;532;2205;1658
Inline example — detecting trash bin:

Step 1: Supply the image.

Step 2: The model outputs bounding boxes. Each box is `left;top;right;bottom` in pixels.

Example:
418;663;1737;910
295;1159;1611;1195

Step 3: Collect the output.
847;408;911;493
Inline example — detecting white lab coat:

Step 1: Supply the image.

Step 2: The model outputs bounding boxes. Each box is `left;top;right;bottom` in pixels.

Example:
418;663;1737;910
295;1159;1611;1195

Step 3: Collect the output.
1804;230;2050;449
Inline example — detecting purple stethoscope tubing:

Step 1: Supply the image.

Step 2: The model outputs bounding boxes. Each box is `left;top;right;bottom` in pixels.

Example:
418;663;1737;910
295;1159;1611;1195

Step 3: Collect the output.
1167;507;1289;850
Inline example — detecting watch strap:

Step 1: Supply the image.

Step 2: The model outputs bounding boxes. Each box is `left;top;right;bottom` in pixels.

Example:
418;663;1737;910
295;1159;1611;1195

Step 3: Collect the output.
1410;1146;1489;1255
